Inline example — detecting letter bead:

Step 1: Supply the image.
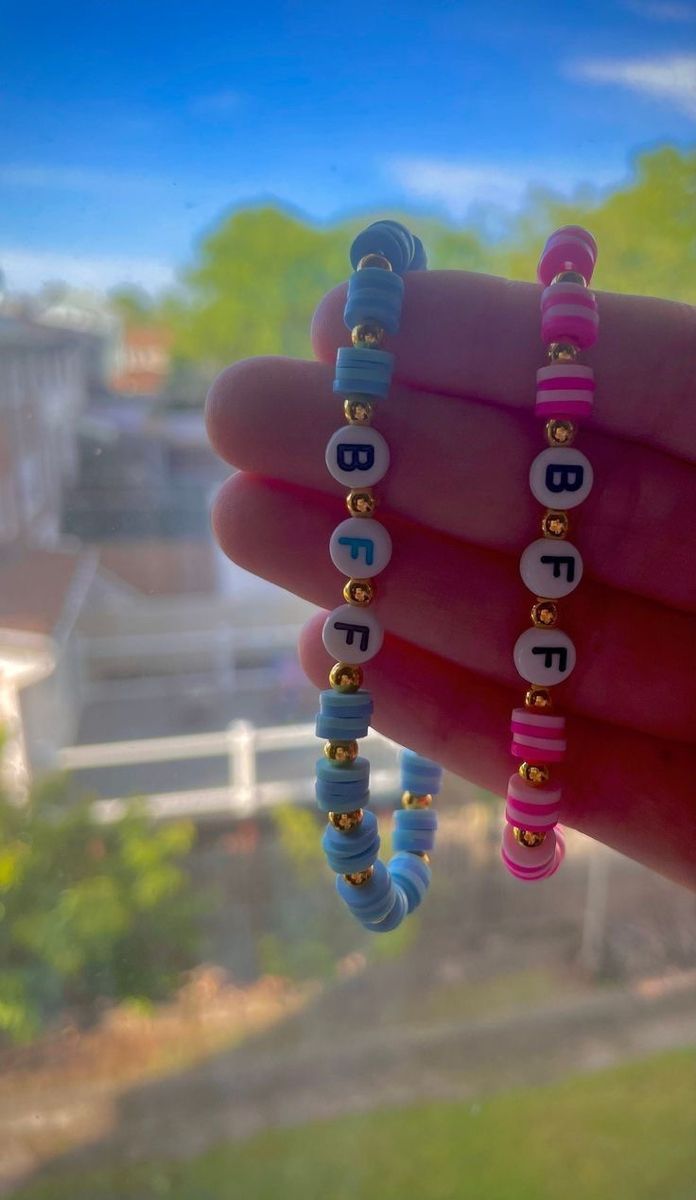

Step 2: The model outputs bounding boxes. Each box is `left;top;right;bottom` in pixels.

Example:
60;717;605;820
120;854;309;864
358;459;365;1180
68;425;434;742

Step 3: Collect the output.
329;517;392;578
322;604;384;664
325;426;390;488
513;627;576;686
519;538;583;599
529;447;593;510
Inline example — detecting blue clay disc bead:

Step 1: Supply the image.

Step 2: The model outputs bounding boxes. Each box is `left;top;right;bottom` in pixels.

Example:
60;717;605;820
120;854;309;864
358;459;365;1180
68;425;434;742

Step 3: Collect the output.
389;852;431;913
319;690;373;720
392;827;436;854
322;810;380;873
362;884;408;932
394;808;438;833
333;347;394;398
316;756;370;785
410;236;427;271
344;267;405;333
349;220;415;276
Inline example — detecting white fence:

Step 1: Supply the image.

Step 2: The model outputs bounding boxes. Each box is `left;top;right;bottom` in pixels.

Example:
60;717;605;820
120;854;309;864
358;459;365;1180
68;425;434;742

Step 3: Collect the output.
57;720;400;822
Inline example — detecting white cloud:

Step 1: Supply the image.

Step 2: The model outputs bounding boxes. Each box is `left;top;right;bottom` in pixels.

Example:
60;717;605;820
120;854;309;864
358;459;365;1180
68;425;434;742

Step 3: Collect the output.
190;89;244;117
568;53;696;118
387;157;619;220
623;0;696;21
0;248;176;293
0;164;168;195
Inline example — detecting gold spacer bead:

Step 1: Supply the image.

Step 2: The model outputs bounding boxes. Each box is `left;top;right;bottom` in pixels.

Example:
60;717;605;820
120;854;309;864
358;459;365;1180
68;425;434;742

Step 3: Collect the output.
328;809;364;831
552;270;587;287
542;509;570;539
343;577;375;607
415;852;431;865
351;322;386;349
344;866;374;886
518;761;551;787
324;740;359;764
329;662;363;693
531;600;559;629
524;686;553;711
346;489;377;518
402;791;433;809
547;342;579;363
357;253;392;271
513;827;547;848
545;418;577;448
344;396;374;425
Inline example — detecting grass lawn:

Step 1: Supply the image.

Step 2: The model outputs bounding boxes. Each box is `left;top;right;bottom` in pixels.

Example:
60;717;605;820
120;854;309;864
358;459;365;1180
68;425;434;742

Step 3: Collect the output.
15;1048;696;1200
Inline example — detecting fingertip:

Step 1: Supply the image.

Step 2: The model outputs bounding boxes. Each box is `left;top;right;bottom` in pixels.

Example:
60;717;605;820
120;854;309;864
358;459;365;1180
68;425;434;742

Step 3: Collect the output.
206;356;297;468
311;282;348;362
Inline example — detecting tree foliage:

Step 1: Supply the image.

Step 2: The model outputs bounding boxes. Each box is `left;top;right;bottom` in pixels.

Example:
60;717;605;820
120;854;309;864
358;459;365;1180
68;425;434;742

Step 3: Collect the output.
0;769;200;1043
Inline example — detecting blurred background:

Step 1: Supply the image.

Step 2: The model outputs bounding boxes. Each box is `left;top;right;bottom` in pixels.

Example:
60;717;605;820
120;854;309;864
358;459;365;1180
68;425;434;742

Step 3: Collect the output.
1;2;695;1196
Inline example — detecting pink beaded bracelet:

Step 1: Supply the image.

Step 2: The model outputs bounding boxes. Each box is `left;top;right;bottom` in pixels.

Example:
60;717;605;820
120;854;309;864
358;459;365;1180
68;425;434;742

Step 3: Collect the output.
503;225;599;882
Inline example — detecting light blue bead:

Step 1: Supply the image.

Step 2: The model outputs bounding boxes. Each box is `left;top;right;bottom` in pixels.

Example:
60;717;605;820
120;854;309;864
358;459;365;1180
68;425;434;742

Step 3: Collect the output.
389;852;431;913
400;749;443;775
315;714;370;740
399;749;443;795
362;884;408;932
319;690;373;721
349;221;416;276
316;756;370;785
316;785;370;814
392;827;436;853
344;268;405;333
410;236;427;271
333;347;394;398
394;808;438;832
337;860;395;922
322;811;380;873
401;770;442;796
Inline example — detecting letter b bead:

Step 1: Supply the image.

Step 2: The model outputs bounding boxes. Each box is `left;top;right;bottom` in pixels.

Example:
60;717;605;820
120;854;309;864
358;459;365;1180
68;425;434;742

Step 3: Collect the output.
529;447;593;510
325;426;390;488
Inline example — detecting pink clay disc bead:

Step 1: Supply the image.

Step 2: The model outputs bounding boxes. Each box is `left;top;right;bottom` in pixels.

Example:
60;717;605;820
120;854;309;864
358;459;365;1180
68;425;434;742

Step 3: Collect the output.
510;707;567;762
537;225;597;286
535;363;594;421
501;823;558;881
505;771;562;832
541;282;599;350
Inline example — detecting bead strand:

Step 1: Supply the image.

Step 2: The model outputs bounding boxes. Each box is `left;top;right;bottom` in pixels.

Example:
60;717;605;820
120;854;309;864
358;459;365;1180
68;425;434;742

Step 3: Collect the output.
315;220;441;931
504;225;598;882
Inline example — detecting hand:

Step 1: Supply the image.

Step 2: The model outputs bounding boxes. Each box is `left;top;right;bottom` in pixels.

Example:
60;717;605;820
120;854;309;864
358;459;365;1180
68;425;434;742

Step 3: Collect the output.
207;270;696;890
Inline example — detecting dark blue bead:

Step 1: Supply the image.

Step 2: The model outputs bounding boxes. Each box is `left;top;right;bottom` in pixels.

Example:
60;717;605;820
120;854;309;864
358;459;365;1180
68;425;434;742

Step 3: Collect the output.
349;221;415;275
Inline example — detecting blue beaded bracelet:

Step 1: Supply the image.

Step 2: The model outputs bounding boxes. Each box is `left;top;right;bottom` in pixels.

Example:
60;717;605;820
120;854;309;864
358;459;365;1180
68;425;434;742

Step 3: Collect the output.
314;221;443;933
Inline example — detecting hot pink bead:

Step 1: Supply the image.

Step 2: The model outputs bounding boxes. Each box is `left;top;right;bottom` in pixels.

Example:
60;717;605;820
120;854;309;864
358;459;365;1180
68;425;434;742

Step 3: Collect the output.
537;225;597;286
535;363;594;421
501;823;558;881
510;707;567;762
541;282;599;350
505;771;562;833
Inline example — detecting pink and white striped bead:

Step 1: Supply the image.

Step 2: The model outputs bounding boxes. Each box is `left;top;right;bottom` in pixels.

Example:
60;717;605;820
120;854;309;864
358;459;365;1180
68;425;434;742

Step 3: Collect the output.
510;707;567;762
541;282;599;350
537;225;597;287
505;772;562;833
501;823;564;882
535;363;595;421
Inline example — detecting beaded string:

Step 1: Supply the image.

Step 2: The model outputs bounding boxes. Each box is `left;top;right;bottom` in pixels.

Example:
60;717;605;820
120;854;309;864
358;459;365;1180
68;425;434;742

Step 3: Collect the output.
316;220;443;931
502;225;599;881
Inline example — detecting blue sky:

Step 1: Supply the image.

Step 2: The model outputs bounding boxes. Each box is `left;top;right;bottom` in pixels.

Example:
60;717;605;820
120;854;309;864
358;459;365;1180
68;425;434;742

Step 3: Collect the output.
1;0;694;292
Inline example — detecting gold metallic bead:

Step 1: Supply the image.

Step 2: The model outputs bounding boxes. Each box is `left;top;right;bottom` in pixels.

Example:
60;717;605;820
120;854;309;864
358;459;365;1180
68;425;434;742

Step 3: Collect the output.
357;253;392;271
547;342;579;363
518;761;551;787
343;578;375;607
513;827;547;848
344;866;374;886
551;270;587;287
545;418;577;448
324;740;359;764
329;662;363;693
328;809;364;831
531;600;559;629
524;686;553;711
416;852;431;865
542;509;569;539
346;489;377;518
401;791;433;809
344;397;374;425
351;322;386;349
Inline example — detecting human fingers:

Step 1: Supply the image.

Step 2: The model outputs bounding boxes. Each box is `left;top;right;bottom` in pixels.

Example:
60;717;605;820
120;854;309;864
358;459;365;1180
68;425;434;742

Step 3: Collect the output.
298;611;696;892
312;272;696;465
206;356;696;612
212;473;696;744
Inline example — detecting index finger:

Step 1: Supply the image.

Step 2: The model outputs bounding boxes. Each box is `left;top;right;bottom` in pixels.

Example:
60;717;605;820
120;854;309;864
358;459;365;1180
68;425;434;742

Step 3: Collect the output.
312;271;696;465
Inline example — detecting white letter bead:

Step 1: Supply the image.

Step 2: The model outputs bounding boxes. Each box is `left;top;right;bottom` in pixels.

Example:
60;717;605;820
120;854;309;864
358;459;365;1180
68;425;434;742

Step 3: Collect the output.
529;447;593;510
513;627;576;685
325;426;390;488
322;604;383;663
329;517;392;579
520;538;583;599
